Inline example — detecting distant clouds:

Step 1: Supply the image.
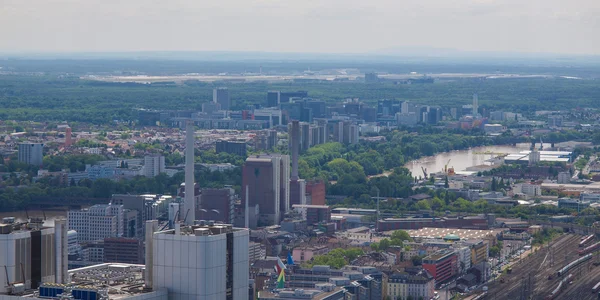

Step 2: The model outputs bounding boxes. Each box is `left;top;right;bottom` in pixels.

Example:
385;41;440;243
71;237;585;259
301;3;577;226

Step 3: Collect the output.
0;0;598;55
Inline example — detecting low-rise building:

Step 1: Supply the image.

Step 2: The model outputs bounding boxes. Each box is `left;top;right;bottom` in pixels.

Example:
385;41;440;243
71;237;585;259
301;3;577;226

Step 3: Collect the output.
558;172;571;184
558;198;590;210
292;205;331;225
387;268;435;300
258;286;345;300
103;237;143;264
484;124;504;134
517;183;542;197
292;245;330;264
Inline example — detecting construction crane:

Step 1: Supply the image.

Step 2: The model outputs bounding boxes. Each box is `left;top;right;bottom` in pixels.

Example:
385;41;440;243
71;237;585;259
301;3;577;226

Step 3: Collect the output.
421;167;428;180
444;159;451;173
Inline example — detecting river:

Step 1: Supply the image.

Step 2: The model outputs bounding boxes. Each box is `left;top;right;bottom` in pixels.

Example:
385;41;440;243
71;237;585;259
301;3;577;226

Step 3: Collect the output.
404;143;552;177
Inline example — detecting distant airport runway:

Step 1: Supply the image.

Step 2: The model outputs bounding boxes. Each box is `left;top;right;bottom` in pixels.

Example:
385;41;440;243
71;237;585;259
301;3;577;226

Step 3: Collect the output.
82;73;557;83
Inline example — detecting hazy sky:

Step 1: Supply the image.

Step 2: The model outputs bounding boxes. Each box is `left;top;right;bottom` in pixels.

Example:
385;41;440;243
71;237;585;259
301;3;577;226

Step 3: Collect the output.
1;0;599;55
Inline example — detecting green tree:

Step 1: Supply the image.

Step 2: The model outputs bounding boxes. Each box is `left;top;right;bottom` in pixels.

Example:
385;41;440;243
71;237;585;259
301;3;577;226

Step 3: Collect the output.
379;238;391;250
416;199;431;210
390;230;412;247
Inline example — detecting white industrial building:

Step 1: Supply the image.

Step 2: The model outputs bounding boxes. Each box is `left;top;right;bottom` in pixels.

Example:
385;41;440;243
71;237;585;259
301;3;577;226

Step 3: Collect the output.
483;124;504;134
146;221;249;300
0;218;68;295
504;150;572;164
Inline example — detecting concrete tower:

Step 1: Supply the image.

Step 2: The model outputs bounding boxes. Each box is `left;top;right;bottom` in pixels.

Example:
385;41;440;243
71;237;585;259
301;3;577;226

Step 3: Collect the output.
473;93;478;116
290;120;300;180
289;120;306;208
185;120;196;225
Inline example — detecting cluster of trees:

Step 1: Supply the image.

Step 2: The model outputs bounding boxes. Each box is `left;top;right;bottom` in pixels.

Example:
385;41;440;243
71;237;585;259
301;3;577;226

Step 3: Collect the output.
0;167;242;212
43;154;106;172
370;230;412;251
331;185;599;219
298;130;501;202
489;241;503;258
303;248;364;269
0;154;106;178
532;228;563;246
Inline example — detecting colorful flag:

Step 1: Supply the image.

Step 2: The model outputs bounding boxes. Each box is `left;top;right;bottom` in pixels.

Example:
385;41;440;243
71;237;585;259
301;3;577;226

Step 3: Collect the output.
287;252;295;265
274;257;286;274
277;269;285;289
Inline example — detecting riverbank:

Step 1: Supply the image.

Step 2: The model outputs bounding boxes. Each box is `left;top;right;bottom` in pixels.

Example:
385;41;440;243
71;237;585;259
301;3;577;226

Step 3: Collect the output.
404;143;553;177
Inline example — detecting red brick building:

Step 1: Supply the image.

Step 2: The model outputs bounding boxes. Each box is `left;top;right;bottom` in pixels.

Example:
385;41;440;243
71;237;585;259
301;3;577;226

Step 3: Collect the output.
422;250;457;284
306;180;326;205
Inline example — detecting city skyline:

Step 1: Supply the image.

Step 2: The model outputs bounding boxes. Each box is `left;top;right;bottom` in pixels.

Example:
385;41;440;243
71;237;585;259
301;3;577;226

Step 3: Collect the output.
0;0;599;55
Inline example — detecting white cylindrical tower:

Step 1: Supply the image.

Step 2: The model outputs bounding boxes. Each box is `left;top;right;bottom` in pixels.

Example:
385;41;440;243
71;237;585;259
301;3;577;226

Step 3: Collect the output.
185;120;196;225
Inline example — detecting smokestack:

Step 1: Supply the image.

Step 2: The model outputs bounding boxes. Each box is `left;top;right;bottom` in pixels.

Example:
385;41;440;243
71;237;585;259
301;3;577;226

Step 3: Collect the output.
291;120;300;180
185;120;196;225
144;220;158;290
54;219;68;284
245;185;249;228
473;93;478;116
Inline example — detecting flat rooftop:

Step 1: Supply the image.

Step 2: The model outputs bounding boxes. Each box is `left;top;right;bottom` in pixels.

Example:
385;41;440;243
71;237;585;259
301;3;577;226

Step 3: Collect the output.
155;223;246;237
258;286;343;299
17;263;166;300
292;204;330;209
401;227;501;240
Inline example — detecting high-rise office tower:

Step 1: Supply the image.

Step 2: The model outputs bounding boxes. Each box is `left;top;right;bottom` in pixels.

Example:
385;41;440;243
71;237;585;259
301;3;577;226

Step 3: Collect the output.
300;122;311;152
289;121;306;208
213;87;230;110
290;121;300;181
401;101;409;114
68;204;124;242
18;143;44;166
267;91;281;107
143;154;165;178
242;154;289;227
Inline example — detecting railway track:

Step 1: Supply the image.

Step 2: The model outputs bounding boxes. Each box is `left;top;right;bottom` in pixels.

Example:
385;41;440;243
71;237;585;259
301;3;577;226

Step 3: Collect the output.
486;234;585;300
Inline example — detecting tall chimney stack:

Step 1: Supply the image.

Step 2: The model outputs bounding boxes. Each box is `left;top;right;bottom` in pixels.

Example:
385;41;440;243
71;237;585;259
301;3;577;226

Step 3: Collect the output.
185;120;196;225
245;185;249;228
291;120;300;180
144;220;158;290
54;219;68;284
473;93;478;116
